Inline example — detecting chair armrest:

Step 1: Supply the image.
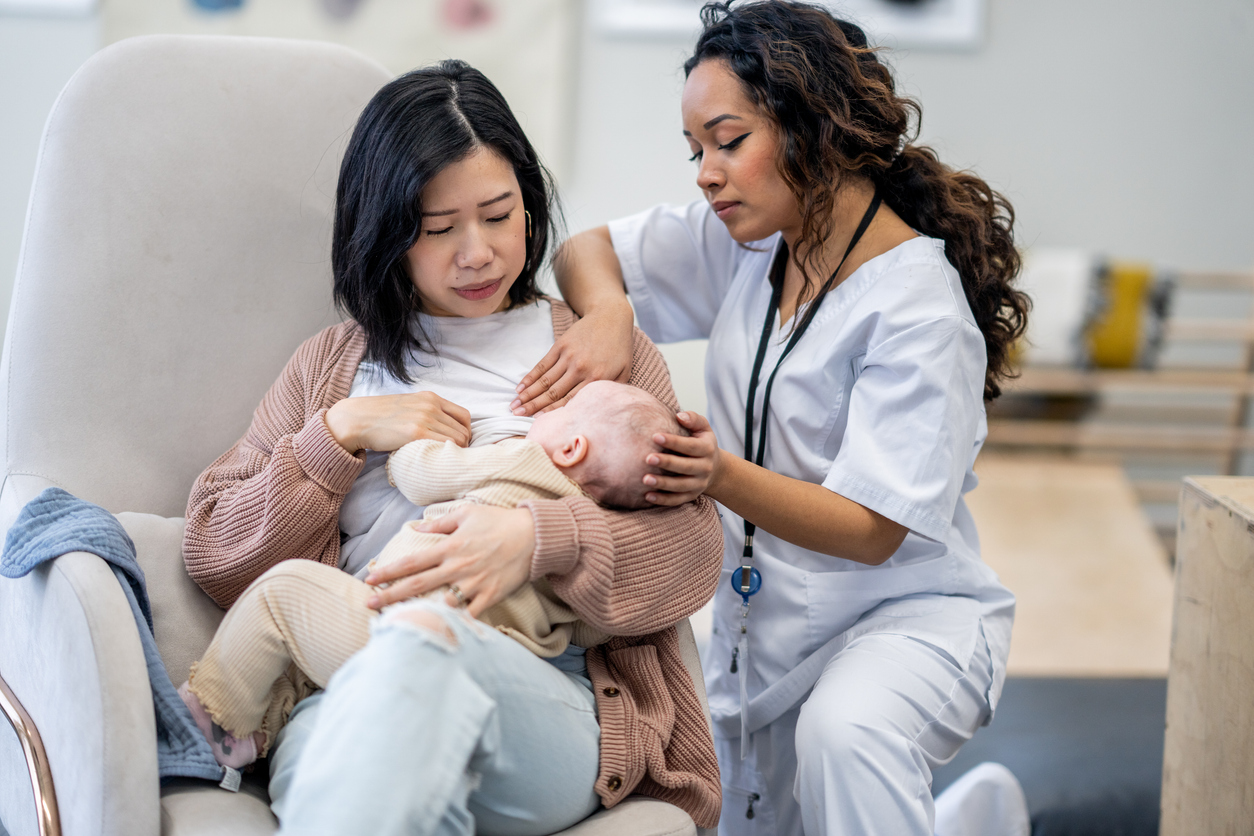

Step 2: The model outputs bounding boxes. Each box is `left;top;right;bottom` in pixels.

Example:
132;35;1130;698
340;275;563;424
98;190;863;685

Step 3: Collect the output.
0;551;160;836
672;618;717;836
0;668;58;836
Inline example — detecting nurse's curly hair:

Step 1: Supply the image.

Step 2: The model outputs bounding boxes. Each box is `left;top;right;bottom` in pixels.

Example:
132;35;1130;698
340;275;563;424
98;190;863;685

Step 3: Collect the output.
332;60;556;382
686;1;1029;400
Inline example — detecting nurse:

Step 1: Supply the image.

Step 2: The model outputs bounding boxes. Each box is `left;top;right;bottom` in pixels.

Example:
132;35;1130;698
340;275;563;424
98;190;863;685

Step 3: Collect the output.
514;2;1027;834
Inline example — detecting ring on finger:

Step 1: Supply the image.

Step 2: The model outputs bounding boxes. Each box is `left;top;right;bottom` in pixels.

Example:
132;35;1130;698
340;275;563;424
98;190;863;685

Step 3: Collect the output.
448;583;468;608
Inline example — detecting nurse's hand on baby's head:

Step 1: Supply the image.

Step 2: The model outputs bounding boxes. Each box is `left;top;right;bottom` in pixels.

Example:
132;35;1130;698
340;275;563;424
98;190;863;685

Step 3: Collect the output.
527;380;691;509
511;301;634;416
640;411;721;506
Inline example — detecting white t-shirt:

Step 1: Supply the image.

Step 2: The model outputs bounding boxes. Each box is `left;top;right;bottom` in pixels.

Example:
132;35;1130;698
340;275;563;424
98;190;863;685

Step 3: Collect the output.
337;299;554;578
609;201;1014;736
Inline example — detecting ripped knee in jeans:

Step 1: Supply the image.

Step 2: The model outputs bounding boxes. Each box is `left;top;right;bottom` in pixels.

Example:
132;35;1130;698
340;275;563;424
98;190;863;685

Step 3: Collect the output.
378;600;471;648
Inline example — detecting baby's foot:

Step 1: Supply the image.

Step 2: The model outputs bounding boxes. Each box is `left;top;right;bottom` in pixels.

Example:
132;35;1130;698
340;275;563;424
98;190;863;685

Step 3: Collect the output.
177;682;263;769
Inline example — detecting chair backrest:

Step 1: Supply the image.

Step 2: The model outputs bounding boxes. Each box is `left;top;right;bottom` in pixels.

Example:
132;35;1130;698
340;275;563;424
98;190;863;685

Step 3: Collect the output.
0;35;391;519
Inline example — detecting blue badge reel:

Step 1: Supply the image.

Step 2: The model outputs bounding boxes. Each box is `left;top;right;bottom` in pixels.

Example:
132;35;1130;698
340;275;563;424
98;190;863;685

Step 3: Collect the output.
731;566;762;603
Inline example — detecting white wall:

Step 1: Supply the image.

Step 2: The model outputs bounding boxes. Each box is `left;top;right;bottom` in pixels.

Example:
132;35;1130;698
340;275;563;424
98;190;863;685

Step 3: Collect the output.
0;14;99;348
888;0;1254;271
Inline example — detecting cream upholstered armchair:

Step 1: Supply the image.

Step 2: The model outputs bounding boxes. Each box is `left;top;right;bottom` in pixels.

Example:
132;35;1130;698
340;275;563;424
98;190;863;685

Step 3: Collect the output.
0;35;712;836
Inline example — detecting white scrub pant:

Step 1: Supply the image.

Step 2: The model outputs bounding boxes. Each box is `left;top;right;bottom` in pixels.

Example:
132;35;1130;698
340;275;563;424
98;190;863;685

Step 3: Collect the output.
716;628;995;836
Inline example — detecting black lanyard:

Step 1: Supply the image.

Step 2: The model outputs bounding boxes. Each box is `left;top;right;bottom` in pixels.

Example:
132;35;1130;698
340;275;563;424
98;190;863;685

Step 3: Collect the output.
736;190;882;597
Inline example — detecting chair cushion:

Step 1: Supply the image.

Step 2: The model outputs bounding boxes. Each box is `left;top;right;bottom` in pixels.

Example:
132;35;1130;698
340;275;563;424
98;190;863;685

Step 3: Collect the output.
555;797;696;836
116;513;224;685
154;787;696;836
160;778;276;836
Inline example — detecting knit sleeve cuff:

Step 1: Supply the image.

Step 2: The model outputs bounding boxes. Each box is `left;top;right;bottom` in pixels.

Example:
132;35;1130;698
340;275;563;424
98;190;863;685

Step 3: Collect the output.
521;498;581;581
292;408;364;495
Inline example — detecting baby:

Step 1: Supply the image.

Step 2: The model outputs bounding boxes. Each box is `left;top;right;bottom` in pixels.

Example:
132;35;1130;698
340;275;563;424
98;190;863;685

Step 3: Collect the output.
179;380;683;770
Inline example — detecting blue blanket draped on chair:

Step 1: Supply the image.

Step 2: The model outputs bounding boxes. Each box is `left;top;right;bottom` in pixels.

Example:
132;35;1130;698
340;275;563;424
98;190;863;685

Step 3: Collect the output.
1;487;225;783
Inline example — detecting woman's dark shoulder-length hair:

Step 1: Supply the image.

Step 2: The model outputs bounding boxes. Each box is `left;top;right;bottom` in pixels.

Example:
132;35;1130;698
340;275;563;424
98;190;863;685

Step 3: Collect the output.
332;60;558;382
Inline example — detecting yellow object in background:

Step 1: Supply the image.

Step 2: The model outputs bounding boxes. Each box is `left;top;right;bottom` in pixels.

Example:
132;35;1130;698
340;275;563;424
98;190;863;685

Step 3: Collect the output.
1006;336;1026;371
1086;262;1155;368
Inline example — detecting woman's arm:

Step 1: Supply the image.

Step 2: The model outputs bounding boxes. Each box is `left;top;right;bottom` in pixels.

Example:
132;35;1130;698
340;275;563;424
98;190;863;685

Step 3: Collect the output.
517;199;746;415
326;392;471;453
553;227;629;318
183;326;366;608
644;316;986;564
713;450;906;565
184;325;474;608
522;234;900;566
511;228;635;415
640;413;906;566
525;493;723;636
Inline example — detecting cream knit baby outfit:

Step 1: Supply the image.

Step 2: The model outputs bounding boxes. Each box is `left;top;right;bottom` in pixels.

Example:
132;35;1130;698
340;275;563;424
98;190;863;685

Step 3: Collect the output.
381;436;612;655
188;437;610;753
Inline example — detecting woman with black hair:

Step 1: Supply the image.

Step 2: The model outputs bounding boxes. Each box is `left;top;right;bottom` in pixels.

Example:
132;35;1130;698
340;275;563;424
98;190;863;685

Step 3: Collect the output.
182;61;723;835
518;2;1027;833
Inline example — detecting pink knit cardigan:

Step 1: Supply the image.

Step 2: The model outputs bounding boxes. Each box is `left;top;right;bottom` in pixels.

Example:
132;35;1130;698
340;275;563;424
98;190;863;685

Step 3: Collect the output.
182;300;724;827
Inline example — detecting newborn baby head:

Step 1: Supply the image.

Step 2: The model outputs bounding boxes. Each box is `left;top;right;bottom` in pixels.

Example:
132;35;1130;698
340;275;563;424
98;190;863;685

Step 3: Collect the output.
526;380;687;509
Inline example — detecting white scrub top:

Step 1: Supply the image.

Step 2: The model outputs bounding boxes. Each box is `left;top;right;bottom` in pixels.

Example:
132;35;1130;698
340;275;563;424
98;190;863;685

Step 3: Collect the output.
609;201;1014;739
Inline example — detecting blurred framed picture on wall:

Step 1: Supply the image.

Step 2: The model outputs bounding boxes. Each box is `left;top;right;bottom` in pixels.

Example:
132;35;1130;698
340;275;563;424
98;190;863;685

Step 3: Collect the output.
0;0;96;15
590;0;985;50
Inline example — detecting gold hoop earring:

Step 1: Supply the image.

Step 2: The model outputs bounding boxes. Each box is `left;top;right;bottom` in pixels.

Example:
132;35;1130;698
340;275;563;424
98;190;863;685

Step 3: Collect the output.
525;209;533;239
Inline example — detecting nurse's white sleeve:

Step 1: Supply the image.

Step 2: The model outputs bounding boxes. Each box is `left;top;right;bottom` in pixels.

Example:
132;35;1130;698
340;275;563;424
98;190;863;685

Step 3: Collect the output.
607;200;745;343
822;316;986;543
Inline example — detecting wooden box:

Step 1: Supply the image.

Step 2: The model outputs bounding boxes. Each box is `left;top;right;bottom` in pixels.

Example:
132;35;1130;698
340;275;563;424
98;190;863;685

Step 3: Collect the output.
1161;477;1254;834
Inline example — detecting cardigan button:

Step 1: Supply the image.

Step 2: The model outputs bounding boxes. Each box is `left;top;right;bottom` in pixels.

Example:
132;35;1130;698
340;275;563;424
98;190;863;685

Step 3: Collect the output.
606;775;623;792
602;687;620;697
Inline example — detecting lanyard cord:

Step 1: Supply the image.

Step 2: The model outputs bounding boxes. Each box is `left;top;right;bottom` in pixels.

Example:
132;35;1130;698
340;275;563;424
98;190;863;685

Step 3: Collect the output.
738;190;882;582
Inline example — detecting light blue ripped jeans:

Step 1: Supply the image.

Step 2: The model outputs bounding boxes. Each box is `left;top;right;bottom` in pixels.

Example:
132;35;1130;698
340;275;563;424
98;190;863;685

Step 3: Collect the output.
267;601;603;836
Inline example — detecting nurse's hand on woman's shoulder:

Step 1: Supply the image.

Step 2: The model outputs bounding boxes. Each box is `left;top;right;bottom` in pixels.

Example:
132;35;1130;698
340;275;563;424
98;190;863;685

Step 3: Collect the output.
642;412;722;506
325;392;473;454
511;302;634;416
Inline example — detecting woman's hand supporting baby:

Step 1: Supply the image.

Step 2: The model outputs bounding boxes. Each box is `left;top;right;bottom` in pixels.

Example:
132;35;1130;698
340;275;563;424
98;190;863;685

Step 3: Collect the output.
363;505;535;616
326;391;473;453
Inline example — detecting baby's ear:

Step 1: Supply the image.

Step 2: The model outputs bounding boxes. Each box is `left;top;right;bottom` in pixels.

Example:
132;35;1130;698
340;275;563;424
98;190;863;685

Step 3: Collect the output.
552;434;590;468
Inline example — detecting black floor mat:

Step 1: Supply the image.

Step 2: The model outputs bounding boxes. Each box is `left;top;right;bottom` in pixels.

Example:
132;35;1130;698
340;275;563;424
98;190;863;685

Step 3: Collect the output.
931;677;1166;836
